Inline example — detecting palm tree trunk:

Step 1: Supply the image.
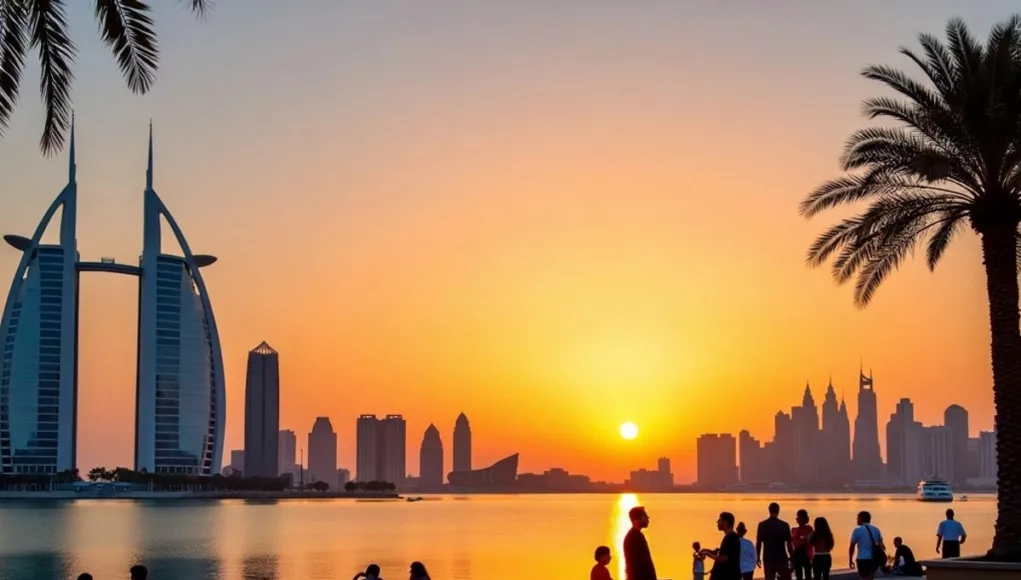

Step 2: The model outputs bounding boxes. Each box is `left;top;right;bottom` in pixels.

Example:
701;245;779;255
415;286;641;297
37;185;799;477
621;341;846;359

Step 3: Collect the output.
980;225;1021;560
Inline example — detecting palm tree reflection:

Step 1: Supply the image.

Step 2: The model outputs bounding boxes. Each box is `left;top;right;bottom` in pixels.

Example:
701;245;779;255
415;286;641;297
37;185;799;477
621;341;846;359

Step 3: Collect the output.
613;493;640;580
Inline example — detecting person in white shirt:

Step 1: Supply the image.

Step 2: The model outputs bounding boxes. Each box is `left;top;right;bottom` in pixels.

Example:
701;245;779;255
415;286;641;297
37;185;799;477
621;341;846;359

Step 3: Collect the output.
692;541;706;580
849;511;886;580
736;521;756;580
936;508;967;559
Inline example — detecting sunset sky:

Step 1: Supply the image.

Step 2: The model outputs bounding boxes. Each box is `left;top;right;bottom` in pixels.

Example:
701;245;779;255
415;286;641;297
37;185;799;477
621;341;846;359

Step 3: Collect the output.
0;1;1013;483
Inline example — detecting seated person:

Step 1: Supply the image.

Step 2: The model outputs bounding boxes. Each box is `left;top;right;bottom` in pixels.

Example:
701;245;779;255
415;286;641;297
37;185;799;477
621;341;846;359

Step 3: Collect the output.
891;537;924;576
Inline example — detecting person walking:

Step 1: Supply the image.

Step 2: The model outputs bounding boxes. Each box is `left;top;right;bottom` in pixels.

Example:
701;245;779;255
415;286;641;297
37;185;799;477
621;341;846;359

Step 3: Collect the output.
849;511;886;580
756;502;794;580
936;508;967;559
791;509;814;580
701;512;742;580
623;506;658;580
736;522;756;580
808;517;834;580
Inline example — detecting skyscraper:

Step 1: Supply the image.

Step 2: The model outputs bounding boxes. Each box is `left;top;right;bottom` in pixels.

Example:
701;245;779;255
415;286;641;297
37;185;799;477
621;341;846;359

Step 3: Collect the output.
419;424;444;489
356;414;407;487
308;417;337;486
852;369;883;481
886;398;924;486
979;431;997;480
244;342;279;478
356;414;380;482
944;405;970;484
820;381;852;485
791;383;820;485
920;425;954;480
380;415;407;488
696;433;738;488
773;411;794;483
738;430;762;483
278;429;296;475
453;412;472;473
0;123;225;476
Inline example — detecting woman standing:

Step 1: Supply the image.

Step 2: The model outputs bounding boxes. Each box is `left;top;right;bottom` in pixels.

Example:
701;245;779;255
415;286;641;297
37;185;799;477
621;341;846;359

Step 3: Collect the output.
809;517;834;580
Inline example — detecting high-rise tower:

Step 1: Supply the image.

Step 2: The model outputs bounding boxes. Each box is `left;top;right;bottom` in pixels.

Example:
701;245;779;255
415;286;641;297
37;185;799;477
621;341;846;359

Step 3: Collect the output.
821;379;852;485
453;412;472;473
419;424;444;489
852;369;883;481
244;342;279;477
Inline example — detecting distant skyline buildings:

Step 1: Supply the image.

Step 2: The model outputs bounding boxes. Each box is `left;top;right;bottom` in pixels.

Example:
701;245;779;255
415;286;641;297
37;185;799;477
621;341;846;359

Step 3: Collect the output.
355;414;407;487
243;342;279;478
0;125;225;476
695;433;737;487
419;424;444;490
453;412;472;473
852;370;883;481
307;417;337;486
278;429;296;476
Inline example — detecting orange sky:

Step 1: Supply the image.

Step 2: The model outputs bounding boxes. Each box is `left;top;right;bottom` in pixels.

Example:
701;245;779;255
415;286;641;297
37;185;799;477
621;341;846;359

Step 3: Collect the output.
0;1;1009;482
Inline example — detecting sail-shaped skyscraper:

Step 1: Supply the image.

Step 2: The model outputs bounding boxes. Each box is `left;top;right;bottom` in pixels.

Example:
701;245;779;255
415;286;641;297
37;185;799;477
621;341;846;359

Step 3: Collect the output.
0;122;225;476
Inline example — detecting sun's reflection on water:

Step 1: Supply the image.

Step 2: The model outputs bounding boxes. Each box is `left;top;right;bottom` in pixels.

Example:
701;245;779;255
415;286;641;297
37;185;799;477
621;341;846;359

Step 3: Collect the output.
613;493;640;580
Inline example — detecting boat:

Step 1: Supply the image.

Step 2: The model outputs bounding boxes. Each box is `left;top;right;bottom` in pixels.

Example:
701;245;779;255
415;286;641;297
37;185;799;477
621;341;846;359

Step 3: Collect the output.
406;496;424;502
916;480;954;502
959;495;969;502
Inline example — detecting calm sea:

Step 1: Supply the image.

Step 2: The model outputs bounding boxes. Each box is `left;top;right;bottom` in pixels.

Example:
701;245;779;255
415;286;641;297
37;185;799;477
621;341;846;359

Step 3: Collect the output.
0;493;996;580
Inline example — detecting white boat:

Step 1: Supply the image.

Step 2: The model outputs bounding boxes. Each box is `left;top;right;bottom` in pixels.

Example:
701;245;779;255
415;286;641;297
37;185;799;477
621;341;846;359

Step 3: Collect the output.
917;480;954;502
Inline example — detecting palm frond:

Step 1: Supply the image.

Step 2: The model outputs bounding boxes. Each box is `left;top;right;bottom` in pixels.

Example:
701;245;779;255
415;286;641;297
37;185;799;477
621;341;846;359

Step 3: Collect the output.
925;208;968;269
861;64;941;109
0;1;29;136
853;227;917;306
946;18;983;91
95;0;159;93
179;0;213;17
799;170;968;218
29;0;76;155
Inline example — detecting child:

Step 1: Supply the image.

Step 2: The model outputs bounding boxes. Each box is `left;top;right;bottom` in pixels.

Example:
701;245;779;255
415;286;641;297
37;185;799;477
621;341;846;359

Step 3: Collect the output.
693;541;706;580
591;545;613;580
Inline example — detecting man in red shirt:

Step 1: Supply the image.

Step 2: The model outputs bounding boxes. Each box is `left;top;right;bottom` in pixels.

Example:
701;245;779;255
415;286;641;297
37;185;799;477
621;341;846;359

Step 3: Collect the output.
791;509;815;580
592;545;614;580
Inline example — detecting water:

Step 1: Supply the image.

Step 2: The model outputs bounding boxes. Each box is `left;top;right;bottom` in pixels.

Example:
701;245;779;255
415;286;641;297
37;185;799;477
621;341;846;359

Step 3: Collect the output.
0;493;996;580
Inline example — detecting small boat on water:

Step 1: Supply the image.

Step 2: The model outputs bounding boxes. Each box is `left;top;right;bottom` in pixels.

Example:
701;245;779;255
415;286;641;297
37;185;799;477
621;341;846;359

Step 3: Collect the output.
917;479;954;502
959;495;969;502
406;496;424;502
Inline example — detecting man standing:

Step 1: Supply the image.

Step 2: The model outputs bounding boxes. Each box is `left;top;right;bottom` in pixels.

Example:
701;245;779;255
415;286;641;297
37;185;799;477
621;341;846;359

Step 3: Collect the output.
936;509;967;559
849;511;885;580
702;512;742;580
756;502;793;580
624;506;658;580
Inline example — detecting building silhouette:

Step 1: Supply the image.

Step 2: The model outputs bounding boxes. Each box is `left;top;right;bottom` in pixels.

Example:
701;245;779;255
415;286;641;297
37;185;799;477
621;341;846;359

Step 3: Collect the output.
307;417;337;487
419;424;444;490
628;458;673;491
0;124;225;476
244;342;279;478
337;467;351;487
978;431;997;480
696;433;738;488
920;425;954;480
820;381;851;485
356;414;407;488
448;453;518;489
454;412;472;472
791;384;820;484
278;429;296;476
738;430;763;483
852;369;883;481
944;405;970;484
886;398;924;485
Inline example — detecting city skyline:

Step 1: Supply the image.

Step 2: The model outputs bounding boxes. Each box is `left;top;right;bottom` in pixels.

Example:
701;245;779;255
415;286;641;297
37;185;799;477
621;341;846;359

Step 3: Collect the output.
243;341;280;478
1;2;1009;482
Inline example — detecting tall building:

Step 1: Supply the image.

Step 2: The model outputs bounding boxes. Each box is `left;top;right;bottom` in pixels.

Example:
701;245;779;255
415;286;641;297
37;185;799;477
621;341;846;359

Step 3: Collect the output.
738;430;763;483
920;425;954;480
244;342;280;478
278;429;296;476
885;398;924;486
696;433;738;488
944;405;970;484
380;415;407;488
356;414;380;482
419;424;444;489
337;467;351;487
772;411;794;483
0;124;225;476
852;369;883;481
308;417;337;486
791;384;820;485
657;457;673;487
453;412;472;472
979;431;997;480
356;414;407;487
227;449;245;475
820;381;852;485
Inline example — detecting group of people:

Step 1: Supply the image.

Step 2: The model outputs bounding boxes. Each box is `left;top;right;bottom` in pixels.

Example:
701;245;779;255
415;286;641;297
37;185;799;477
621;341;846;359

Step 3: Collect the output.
592;503;968;580
75;565;148;580
352;561;432;580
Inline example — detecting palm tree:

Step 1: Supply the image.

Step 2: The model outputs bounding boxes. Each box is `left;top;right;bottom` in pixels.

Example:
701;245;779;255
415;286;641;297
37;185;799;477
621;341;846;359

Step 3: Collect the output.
801;16;1021;559
0;0;211;155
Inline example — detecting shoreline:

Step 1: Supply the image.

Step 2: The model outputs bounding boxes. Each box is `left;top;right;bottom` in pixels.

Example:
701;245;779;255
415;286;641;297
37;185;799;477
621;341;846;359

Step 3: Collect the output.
0;491;401;501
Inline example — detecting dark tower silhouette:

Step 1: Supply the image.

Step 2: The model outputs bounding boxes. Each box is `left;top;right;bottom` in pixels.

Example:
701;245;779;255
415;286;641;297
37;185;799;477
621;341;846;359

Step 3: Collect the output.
821;379;852;485
852;369;883;481
453;412;472;472
419;424;444;489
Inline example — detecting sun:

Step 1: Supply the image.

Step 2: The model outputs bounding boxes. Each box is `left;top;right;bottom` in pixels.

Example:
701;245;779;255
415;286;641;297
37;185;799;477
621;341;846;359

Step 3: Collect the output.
619;421;639;440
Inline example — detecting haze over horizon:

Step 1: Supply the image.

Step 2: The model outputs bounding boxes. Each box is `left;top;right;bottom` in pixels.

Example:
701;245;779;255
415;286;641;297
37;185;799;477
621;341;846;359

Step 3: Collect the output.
0;1;1012;483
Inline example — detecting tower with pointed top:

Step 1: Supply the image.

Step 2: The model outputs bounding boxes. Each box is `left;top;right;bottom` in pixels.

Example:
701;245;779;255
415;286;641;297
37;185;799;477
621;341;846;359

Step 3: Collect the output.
419;424;444;489
791;382;820;485
453;412;472;473
1;122;225;475
244;342;280;477
821;379;852;485
852;368;883;481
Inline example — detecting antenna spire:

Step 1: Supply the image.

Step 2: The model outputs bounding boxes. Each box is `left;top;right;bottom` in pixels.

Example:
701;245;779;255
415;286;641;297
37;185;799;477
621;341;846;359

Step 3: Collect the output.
68;111;76;183
146;119;154;189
